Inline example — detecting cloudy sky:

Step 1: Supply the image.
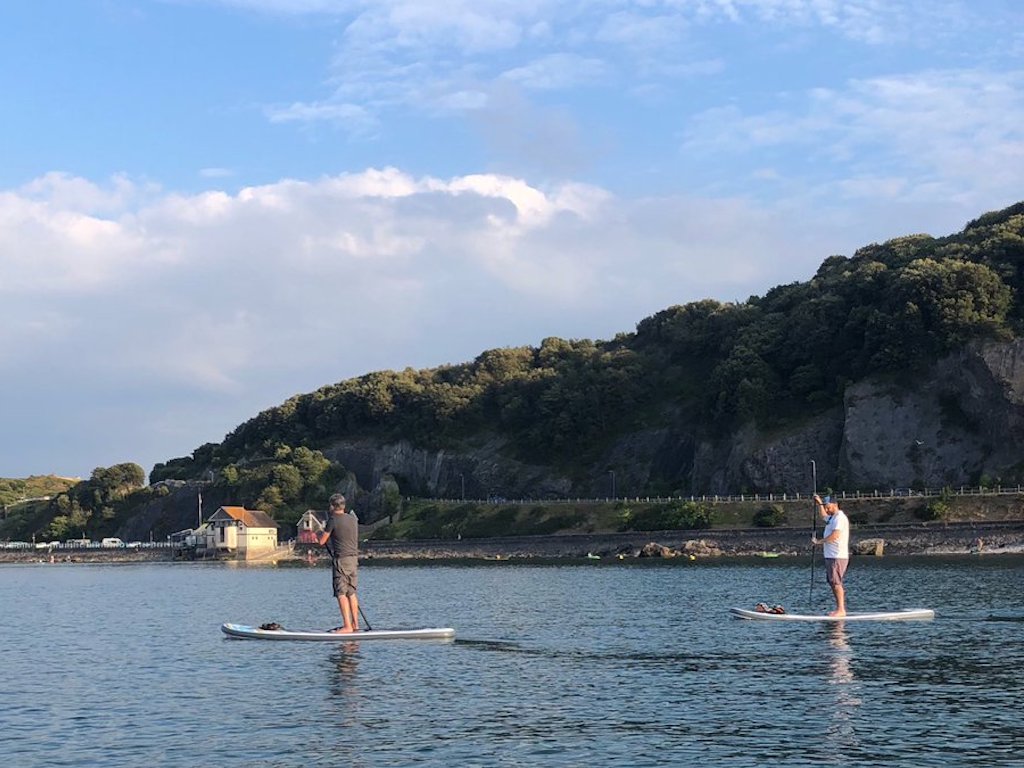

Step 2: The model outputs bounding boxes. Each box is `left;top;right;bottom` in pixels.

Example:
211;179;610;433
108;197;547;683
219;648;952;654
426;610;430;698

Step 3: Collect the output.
1;0;1022;479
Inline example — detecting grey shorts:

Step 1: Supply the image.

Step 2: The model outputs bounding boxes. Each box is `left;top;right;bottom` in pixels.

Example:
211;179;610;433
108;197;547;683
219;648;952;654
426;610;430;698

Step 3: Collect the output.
332;556;358;597
825;558;849;586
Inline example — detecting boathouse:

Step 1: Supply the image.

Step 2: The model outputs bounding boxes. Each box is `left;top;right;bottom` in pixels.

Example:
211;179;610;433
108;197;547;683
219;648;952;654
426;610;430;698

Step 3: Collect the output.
205;506;279;559
296;510;326;544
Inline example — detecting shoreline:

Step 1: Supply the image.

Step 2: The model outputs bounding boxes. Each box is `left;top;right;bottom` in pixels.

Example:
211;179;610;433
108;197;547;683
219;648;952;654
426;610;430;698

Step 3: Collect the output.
358;520;1024;560
3;520;1023;564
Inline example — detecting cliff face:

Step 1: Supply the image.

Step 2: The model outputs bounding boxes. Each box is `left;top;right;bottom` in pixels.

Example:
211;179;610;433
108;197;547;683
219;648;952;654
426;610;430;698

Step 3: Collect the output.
839;339;1024;488
322;436;574;511
320;340;1024;505
113;481;229;542
692;339;1024;493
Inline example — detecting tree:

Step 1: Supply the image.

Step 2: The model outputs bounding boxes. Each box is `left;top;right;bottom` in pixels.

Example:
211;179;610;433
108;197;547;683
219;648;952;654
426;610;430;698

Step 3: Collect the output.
270;464;303;501
894;258;1011;352
291;447;331;486
90;463;145;500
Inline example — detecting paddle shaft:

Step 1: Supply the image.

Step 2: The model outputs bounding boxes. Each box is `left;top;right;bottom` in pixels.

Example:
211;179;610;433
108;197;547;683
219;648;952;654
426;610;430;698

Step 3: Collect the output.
358;605;373;631
809;460;817;611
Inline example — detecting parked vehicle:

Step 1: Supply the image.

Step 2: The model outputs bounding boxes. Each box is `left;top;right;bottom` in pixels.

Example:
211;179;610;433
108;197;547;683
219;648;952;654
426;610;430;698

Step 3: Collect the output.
100;537;125;548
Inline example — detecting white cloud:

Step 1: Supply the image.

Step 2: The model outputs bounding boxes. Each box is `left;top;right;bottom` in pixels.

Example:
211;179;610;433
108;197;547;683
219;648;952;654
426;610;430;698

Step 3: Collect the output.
681;68;1024;207
501;53;608;90
0;167;874;370
235;0;976;134
265;100;377;132
199;167;235;179
1;161;1015;475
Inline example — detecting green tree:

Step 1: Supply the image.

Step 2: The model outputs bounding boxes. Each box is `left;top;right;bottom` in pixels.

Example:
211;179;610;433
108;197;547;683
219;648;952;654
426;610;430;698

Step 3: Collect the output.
894;258;1011;353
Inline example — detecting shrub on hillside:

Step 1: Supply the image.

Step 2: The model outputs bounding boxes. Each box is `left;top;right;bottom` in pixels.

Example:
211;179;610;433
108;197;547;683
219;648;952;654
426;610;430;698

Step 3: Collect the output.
620;501;713;531
753;505;786;528
916;499;950;522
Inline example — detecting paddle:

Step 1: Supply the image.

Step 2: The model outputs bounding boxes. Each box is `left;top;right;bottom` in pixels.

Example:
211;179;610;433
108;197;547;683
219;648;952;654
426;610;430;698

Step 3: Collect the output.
809;460;817;612
358;605;373;631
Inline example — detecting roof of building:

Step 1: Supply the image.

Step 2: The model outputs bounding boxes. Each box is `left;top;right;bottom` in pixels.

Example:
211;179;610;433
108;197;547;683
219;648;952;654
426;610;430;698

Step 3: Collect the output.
210;505;279;529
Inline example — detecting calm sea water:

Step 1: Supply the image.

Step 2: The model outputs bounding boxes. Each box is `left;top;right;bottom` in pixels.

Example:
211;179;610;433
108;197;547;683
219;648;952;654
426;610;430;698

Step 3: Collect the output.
3;556;1023;767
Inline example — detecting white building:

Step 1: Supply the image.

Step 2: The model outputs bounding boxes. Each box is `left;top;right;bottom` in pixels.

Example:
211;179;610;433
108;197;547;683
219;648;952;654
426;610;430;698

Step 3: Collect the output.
205;506;279;559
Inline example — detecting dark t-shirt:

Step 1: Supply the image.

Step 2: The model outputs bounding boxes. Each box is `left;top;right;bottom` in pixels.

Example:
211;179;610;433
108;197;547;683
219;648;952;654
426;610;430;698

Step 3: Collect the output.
324;511;358;559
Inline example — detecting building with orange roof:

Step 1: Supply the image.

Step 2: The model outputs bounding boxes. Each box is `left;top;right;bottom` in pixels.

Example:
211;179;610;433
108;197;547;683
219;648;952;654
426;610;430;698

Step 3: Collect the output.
205;505;279;559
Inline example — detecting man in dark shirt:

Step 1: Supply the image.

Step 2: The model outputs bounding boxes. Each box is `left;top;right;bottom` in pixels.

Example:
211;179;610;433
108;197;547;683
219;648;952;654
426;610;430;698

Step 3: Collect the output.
317;493;361;633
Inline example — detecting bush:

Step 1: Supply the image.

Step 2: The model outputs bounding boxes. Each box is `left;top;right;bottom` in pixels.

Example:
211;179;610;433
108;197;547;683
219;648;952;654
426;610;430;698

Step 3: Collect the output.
916;499;949;522
620;501;714;531
752;505;786;528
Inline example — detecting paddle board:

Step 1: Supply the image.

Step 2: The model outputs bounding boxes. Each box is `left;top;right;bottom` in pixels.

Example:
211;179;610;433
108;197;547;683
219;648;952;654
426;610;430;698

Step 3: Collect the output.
729;607;935;622
221;623;456;641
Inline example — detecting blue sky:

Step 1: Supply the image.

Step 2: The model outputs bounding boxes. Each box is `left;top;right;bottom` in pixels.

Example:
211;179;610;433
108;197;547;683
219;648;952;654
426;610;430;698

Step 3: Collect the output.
1;0;1022;479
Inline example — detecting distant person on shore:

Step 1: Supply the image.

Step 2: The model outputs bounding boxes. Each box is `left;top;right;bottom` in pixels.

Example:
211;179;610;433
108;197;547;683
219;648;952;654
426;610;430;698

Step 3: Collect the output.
317;493;361;633
812;494;850;617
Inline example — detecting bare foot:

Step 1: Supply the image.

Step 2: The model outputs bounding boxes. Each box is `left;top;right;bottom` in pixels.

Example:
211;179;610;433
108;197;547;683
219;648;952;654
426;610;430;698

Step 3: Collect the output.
331;626;355;634
828;610;846;617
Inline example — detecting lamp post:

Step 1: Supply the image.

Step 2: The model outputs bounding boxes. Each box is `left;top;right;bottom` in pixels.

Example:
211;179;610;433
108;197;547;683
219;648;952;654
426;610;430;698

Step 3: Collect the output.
460;473;465;501
609;470;616;500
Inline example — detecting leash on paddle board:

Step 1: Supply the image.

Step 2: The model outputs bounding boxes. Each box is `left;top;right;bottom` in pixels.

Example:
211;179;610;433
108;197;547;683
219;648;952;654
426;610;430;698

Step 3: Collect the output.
809;460;817;613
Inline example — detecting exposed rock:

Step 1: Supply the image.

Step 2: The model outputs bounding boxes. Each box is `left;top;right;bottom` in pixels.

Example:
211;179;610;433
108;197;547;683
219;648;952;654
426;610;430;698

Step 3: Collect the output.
639;542;676;558
614;339;1024;495
680;538;723;556
322;436;573;521
853;538;885;556
841;340;1024;488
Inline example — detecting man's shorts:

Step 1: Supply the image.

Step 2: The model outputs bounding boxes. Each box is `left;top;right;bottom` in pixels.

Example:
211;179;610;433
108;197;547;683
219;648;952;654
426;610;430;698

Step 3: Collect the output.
825;558;849;586
332;556;358;597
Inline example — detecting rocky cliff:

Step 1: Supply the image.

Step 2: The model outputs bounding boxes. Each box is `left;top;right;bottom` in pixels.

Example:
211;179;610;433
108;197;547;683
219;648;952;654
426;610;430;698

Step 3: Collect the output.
320;339;1024;509
839;339;1024;489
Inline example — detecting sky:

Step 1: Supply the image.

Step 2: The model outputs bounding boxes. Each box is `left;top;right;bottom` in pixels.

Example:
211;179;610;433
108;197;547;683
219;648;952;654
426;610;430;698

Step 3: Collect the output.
1;0;1022;480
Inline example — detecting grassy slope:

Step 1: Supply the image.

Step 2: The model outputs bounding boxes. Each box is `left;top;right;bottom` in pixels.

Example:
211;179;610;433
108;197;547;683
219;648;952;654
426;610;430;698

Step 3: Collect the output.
369;493;1024;540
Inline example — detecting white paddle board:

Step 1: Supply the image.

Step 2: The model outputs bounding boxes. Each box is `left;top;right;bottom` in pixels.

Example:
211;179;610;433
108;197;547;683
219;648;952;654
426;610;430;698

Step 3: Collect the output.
729;607;935;622
221;622;456;641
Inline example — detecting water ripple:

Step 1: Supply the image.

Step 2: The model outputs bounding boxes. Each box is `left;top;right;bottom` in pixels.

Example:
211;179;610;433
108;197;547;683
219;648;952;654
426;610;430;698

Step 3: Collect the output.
2;557;1023;766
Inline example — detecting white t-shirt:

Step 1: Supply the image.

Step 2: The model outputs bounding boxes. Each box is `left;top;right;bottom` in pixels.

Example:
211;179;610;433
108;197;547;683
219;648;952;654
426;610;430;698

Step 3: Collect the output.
822;509;850;560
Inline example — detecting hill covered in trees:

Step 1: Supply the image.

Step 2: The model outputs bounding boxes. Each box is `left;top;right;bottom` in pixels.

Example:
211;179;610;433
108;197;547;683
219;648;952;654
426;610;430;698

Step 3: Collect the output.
145;202;1024;523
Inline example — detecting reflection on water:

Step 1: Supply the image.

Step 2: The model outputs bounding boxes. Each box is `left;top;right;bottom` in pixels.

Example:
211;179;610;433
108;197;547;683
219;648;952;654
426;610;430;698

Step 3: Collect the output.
825;623;861;758
328;643;361;700
325;644;366;768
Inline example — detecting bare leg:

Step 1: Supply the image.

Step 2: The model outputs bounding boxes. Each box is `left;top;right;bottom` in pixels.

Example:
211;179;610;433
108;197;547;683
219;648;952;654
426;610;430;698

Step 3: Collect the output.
350;593;360;631
333;595;355;633
829;583;846;617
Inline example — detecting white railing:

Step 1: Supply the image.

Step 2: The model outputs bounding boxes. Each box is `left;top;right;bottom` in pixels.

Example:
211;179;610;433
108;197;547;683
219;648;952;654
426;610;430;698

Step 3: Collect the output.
420;485;1024;505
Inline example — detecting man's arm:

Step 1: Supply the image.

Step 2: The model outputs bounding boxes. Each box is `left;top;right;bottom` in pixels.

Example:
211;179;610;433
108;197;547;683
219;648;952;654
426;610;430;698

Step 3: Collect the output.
815;529;841;545
812;518;841;545
317;517;333;548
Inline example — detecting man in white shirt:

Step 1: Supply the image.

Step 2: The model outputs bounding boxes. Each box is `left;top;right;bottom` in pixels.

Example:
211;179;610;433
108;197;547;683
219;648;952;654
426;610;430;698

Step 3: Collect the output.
812;494;850;617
